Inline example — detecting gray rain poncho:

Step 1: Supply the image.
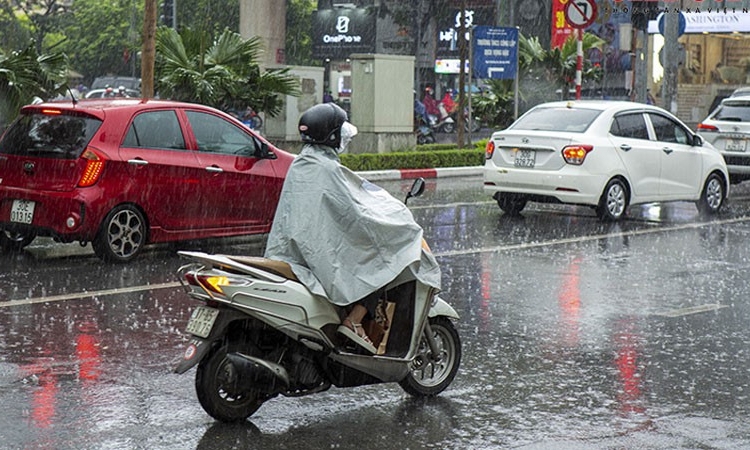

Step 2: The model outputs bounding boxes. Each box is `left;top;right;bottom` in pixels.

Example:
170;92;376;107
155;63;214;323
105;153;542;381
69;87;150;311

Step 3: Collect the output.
264;144;441;306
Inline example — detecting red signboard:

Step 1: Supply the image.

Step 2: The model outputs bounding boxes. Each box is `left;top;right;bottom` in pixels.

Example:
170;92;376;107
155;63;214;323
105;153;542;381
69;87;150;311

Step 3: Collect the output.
551;0;574;48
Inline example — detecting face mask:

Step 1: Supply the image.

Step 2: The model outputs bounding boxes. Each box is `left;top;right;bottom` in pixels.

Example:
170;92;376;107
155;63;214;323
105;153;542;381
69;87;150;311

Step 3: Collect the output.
338;121;358;154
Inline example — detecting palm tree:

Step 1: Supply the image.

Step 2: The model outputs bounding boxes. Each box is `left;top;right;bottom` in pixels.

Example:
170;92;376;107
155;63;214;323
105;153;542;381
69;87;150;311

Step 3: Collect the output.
470;32;606;129
471;34;548;129
155;27;299;117
542;32;605;99
0;43;68;128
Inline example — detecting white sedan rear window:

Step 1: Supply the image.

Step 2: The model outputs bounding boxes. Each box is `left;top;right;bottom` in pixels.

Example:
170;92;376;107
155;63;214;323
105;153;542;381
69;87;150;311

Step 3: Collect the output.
510;107;602;133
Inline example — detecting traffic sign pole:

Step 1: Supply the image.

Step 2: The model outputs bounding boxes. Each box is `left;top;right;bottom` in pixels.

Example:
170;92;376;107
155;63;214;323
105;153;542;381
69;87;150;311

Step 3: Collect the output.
564;0;597;101
514;26;519;119
576;29;583;100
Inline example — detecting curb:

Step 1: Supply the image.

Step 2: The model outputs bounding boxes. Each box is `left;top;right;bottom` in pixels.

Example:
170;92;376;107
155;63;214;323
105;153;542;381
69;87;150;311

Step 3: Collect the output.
358;166;483;182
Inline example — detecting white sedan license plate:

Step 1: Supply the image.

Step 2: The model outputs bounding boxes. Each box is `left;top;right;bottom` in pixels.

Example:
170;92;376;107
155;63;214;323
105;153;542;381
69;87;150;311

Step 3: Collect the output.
725;139;747;152
10;199;35;224
514;149;536;168
185;306;219;338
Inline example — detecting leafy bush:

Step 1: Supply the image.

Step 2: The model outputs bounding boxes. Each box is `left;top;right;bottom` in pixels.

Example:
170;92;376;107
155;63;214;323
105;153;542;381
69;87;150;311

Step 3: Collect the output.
340;141;487;172
471;80;515;130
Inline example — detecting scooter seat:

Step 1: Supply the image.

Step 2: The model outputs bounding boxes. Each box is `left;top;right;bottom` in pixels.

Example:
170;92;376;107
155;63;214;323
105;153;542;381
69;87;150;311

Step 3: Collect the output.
225;256;300;282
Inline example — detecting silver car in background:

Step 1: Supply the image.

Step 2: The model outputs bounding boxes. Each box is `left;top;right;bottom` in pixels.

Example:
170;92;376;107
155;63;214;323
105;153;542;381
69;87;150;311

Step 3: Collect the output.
697;95;750;184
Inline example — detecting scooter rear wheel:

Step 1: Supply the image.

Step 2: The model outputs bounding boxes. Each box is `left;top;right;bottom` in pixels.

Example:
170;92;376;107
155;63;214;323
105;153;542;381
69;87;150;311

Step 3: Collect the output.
195;341;265;422
399;317;461;397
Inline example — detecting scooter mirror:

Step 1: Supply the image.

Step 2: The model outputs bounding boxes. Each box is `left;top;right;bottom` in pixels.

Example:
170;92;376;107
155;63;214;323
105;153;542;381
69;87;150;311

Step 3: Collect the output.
405;177;426;204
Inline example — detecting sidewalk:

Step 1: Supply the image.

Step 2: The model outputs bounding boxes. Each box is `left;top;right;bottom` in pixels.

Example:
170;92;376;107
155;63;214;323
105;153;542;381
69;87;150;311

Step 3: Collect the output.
354;128;490;181
358;165;483;182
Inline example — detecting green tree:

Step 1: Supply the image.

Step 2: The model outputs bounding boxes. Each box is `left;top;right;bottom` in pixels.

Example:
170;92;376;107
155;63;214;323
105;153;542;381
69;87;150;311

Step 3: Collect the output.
177;0;239;36
155;26;299;116
0;1;32;51
10;0;70;53
285;0;316;66
0;43;68;127
59;0;142;83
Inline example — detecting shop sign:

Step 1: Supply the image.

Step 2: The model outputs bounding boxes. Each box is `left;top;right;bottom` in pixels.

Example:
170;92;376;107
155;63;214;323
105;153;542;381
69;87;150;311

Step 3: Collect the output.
436;7;495;56
472;26;518;79
312;8;376;59
648;11;750;34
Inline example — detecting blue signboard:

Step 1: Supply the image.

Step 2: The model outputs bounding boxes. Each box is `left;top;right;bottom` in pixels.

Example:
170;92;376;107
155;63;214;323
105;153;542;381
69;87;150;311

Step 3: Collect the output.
472;26;518;80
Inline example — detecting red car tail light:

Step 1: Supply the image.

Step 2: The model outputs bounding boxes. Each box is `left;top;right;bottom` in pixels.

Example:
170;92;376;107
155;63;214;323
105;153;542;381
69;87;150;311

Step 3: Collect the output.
562;145;593;165
696;123;718;132
78;148;105;187
485;140;495;159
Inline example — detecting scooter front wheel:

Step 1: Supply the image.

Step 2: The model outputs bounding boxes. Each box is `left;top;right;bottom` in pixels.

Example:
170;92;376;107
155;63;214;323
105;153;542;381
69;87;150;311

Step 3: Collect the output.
440;122;455;133
195;341;265;422
399;317;461;397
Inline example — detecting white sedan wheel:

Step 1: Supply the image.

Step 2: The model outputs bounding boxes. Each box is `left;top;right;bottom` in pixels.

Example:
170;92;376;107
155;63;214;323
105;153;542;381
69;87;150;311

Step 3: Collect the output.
597;179;628;221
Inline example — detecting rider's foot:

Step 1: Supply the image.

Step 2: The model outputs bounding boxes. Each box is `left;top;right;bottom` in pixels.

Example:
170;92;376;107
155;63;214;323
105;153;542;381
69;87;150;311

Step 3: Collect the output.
338;318;377;354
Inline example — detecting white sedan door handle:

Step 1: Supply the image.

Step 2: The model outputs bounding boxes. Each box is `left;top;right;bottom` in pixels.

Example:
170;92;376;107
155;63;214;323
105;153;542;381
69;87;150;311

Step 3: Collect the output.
662;147;673;155
205;166;223;173
619;144;631;152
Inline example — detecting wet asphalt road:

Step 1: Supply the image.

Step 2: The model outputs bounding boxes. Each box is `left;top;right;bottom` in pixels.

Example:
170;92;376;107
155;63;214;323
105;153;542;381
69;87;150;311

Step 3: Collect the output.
3;176;750;449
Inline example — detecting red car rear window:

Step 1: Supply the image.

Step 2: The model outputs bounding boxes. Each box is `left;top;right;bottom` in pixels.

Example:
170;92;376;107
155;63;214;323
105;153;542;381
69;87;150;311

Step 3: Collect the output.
0;112;102;159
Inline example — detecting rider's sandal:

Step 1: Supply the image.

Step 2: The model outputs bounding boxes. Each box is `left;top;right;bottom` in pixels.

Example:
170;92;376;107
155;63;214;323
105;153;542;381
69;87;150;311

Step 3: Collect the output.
337;319;377;354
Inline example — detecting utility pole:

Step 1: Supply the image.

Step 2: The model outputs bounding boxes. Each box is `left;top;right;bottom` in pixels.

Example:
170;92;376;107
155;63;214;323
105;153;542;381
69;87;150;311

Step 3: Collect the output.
457;2;467;148
141;0;157;98
630;0;653;104
661;8;679;113
633;28;648;104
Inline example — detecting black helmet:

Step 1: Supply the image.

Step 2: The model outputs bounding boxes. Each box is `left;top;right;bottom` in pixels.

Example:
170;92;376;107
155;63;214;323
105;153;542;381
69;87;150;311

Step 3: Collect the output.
298;103;348;148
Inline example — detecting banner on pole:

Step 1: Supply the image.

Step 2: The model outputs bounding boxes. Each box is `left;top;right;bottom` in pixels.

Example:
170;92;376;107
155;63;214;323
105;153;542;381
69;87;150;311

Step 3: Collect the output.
472;26;518;80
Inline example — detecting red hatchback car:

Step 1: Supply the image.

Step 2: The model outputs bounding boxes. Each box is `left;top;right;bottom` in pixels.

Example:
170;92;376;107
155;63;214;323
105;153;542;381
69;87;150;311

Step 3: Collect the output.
0;98;294;262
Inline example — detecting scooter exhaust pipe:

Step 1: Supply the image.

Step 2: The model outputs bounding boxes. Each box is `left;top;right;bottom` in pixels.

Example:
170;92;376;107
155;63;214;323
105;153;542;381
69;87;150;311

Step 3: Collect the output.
225;353;290;395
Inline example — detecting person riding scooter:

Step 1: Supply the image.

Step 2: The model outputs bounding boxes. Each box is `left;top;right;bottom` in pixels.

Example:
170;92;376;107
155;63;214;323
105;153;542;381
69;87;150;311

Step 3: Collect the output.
263;103;441;353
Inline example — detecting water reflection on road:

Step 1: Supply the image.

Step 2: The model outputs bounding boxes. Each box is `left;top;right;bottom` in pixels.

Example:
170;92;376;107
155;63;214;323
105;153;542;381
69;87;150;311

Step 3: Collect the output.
2;177;750;448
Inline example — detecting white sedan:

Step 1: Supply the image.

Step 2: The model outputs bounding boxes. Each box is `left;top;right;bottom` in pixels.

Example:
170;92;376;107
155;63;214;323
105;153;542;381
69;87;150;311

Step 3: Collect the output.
483;101;729;221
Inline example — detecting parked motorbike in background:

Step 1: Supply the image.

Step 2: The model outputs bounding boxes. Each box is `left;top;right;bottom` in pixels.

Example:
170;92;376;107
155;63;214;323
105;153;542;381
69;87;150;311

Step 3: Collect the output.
415;115;436;144
174;179;461;423
227;107;263;130
428;103;455;133
450;107;482;133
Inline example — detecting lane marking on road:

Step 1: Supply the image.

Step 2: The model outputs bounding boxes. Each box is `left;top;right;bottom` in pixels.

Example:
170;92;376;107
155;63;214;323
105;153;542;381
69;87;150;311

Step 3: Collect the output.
433;215;750;258
0;281;181;308
653;303;728;318
4;216;750;308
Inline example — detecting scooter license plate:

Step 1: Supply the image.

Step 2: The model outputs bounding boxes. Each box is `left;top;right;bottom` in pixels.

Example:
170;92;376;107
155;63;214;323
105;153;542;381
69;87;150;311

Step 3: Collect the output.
185;306;219;338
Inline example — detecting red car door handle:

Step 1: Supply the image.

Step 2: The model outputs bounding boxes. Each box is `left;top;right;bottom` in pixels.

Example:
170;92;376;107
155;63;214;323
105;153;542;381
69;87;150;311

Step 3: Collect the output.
127;159;148;166
662;147;673;154
205;166;223;173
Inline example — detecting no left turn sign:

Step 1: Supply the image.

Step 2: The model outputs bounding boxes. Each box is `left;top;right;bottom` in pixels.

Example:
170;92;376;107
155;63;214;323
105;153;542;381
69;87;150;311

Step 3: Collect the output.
564;0;598;29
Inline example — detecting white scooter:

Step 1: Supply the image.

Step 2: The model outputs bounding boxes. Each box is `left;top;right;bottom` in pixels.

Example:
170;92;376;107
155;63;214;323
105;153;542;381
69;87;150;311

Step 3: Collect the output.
174;179;461;423
428;103;456;133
